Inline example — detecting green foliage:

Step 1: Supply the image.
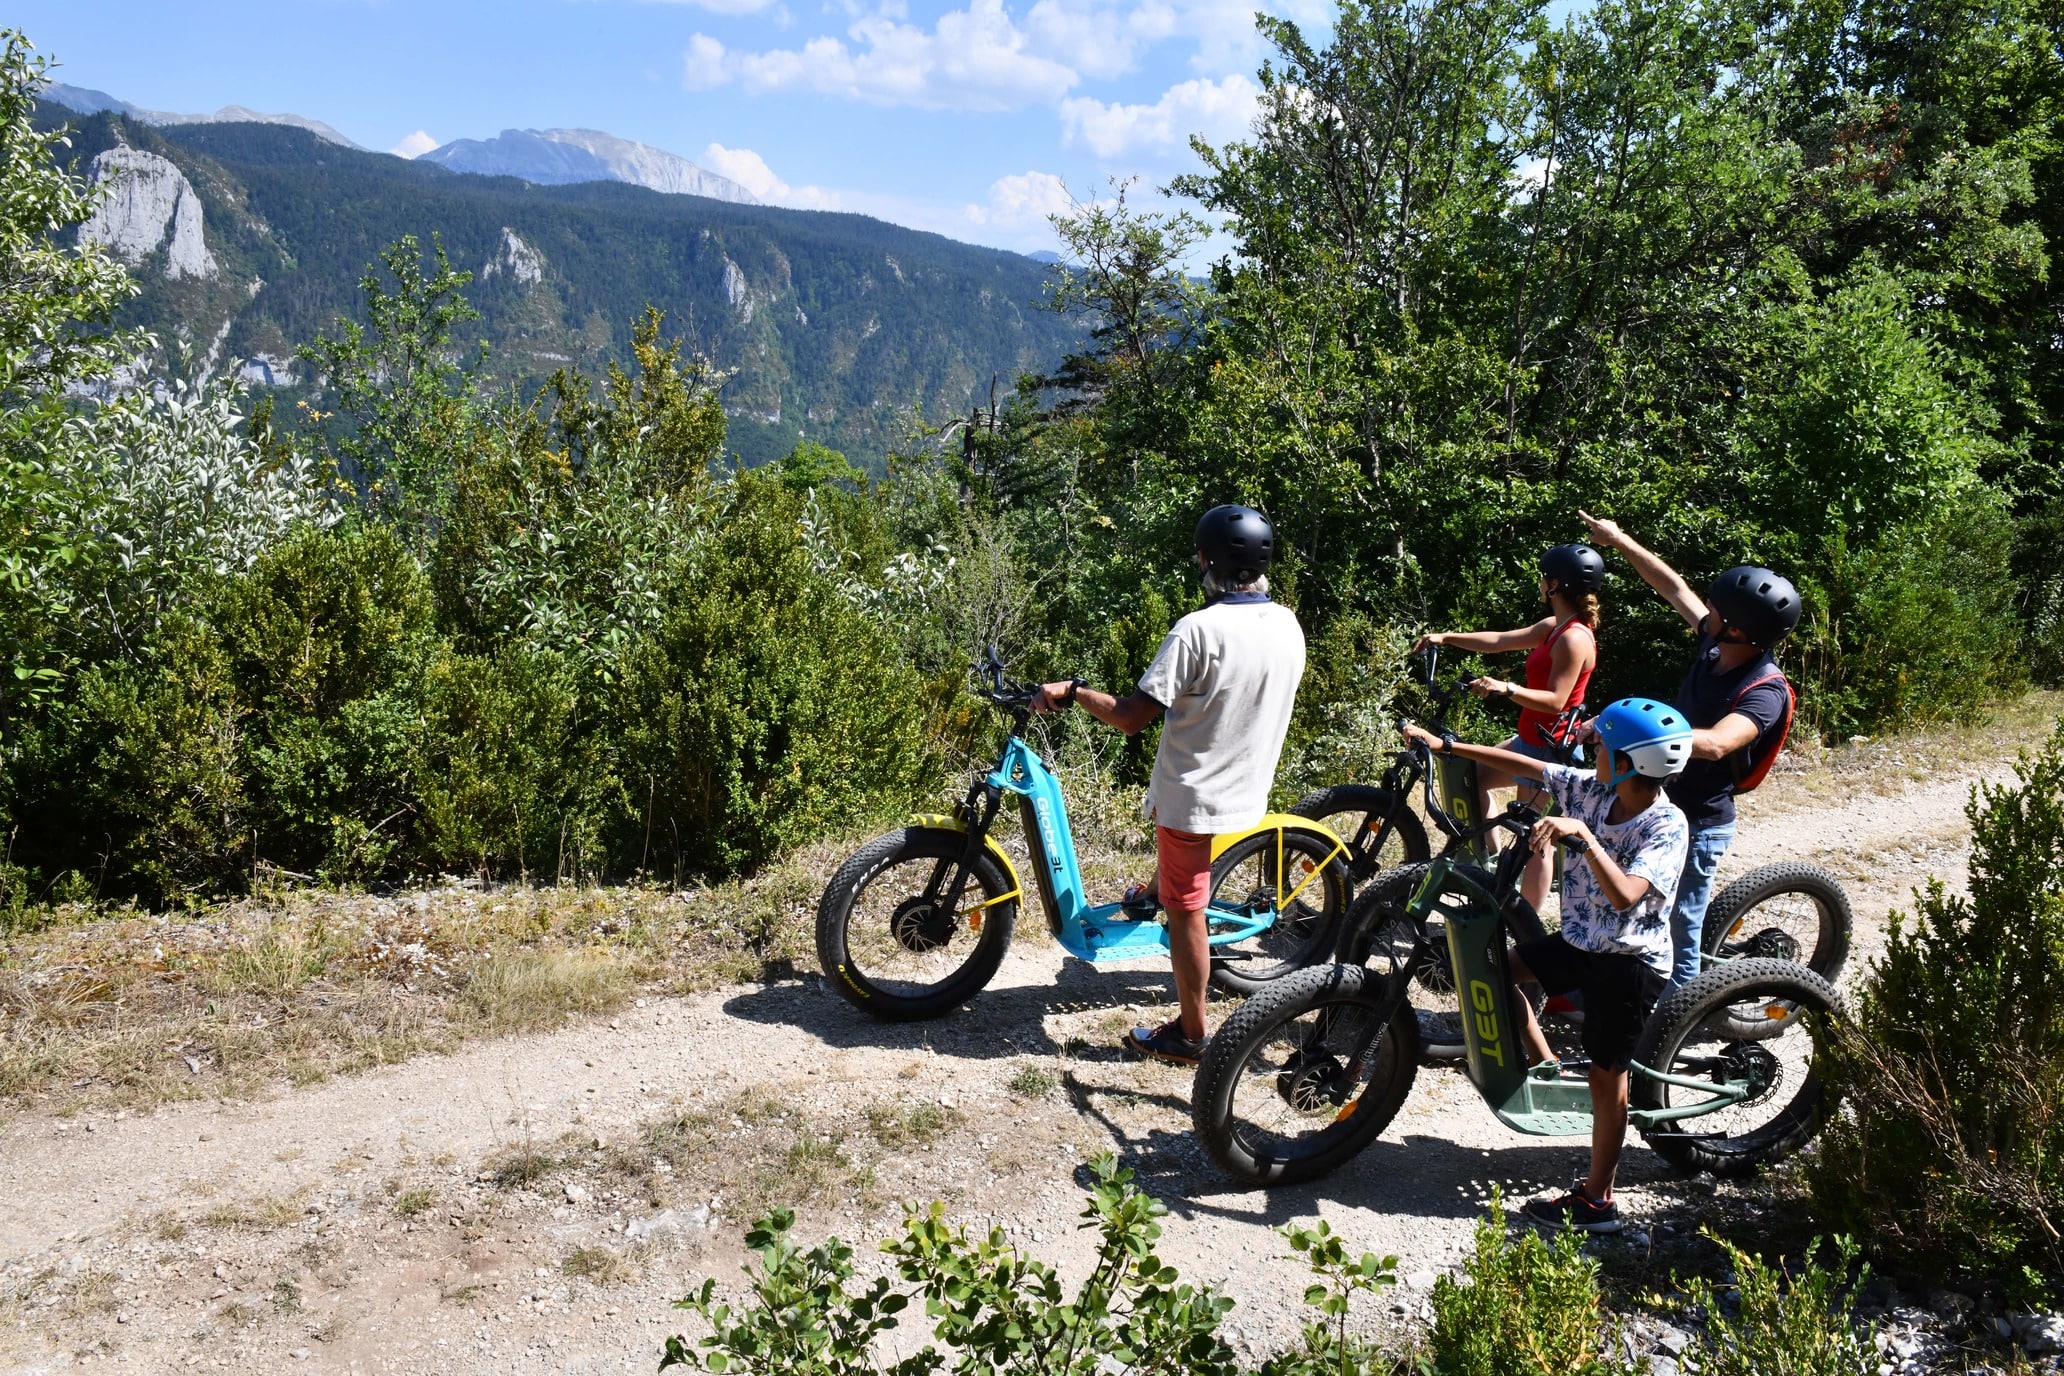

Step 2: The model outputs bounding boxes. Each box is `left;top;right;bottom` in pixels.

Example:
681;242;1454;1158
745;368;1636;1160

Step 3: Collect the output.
1682;1234;1875;1376
215;521;435;879
1789;492;2024;739
298;234;482;531
617;471;930;876
781;440;866;492
1423;1196;1636;1376
1256;1220;1397;1376
663;1207;932;1376
1811;720;2064;1282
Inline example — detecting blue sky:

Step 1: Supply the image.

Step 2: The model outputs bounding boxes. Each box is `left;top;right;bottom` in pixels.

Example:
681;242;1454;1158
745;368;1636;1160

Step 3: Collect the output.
17;0;1337;254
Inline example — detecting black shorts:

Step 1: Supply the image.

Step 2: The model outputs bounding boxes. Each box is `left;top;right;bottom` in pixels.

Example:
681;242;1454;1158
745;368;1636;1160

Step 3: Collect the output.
1513;933;1666;1072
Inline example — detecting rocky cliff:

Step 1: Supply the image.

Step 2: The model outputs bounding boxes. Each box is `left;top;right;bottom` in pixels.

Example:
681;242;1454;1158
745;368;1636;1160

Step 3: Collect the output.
78;146;218;281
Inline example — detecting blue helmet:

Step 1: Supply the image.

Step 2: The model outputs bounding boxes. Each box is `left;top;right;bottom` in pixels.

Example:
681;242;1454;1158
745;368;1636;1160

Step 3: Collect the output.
1592;698;1692;788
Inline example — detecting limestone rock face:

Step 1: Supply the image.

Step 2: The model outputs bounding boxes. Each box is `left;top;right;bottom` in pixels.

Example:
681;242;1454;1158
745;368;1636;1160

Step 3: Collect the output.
481;228;544;287
421;128;756;204
722;259;752;322
79;147;218;281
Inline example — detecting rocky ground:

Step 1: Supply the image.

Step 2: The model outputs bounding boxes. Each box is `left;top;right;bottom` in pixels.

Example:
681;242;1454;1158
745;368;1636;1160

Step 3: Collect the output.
2;723;2060;1374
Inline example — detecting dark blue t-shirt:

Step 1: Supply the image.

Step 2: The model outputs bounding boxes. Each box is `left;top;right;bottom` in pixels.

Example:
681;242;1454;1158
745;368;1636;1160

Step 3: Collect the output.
1665;634;1790;832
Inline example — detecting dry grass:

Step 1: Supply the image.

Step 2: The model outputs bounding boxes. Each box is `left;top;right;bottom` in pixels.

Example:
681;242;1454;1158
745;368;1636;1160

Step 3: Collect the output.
562;1245;638;1285
1752;689;2064;813
0;837;847;1114
864;1099;961;1149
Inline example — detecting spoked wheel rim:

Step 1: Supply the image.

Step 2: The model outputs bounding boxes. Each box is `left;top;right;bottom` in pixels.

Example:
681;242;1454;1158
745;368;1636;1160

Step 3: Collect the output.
1643;989;1824;1164
1208;834;1346;980
1712;889;1838;973
1222;991;1404;1166
839;847;1001;1000
1299;800;1426;884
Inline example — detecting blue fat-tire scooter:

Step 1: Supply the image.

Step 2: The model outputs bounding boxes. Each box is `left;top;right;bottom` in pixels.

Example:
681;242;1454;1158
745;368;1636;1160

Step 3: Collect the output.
1191;697;1843;1186
816;649;1355;1022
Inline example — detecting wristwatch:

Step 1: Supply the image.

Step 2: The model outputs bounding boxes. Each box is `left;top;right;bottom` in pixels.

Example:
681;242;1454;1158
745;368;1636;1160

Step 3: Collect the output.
1440;730;1457;755
1063;679;1088;707
1501;681;1515;698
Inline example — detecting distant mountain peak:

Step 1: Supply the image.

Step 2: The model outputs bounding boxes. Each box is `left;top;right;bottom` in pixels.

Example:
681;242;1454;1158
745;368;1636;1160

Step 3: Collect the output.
419;127;756;205
43;82;362;149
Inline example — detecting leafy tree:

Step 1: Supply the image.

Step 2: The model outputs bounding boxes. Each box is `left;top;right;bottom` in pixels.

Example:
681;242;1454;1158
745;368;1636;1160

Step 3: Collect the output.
298;233;483;533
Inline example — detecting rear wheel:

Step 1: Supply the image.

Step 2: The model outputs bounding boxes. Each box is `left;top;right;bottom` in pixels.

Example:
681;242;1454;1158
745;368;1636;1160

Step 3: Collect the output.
1289;785;1431;889
1632;958;1838;1177
1206;827;1354;995
815;828;1017;1021
1700;863;1851;1039
1192;963;1419;1185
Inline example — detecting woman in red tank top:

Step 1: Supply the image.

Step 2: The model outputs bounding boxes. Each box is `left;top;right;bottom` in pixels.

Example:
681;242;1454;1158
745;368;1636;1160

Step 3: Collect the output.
1412;543;1603;906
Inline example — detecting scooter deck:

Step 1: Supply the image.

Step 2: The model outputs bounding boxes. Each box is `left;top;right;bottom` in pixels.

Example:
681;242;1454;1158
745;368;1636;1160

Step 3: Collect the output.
1492;1067;1596;1137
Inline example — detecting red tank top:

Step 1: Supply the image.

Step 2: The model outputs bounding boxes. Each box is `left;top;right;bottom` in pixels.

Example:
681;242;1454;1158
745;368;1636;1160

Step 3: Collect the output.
1517;618;1594;748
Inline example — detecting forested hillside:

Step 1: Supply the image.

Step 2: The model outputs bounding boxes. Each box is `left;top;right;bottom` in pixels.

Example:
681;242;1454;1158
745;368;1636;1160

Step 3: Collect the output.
41;107;1076;465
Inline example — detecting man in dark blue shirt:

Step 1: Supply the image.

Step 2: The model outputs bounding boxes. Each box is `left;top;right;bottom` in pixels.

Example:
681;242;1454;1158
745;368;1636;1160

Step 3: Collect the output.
1580;513;1799;989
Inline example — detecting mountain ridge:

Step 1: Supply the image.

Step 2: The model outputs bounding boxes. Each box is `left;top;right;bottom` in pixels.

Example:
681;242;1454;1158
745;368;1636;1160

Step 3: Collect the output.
421;127;756;204
45;82;362;149
40;107;1079;467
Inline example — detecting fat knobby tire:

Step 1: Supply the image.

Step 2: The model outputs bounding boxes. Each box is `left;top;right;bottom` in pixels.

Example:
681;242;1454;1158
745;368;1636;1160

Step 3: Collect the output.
1205;827;1356;996
815;827;1017;1022
1193;963;1420;1186
1701;859;1852;980
1631;957;1839;1177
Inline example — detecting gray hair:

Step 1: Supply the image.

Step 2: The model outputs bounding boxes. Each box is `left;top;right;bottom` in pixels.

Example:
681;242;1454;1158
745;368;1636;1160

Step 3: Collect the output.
1202;569;1269;598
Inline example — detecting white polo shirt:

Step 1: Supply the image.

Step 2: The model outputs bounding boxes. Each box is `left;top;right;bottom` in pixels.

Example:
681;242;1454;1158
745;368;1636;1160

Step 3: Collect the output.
1135;595;1306;834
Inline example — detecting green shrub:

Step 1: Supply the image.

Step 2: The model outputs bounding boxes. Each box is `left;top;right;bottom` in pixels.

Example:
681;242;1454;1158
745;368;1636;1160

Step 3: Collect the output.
1810;721;2064;1281
49;613;250;903
1682;1234;1874;1376
2014;499;2064;687
1790;492;2024;740
1424;1195;1637;1376
617;471;932;877
215;521;436;880
415;648;618;881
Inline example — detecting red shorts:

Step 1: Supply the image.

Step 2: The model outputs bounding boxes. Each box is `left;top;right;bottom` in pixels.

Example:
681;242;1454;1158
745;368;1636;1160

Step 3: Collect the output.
1155;826;1214;913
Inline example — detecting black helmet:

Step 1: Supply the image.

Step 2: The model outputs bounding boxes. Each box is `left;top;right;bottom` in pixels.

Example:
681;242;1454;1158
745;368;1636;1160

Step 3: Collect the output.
1195;505;1274;583
1539;542;1605;595
1708;565;1801;646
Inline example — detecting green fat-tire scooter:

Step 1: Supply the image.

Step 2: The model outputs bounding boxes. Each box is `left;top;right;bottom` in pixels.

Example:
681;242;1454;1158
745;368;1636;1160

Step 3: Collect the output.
1192;732;1841;1186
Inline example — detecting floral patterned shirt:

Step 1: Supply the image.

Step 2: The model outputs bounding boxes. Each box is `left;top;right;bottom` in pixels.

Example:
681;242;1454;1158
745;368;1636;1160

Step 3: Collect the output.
1539;764;1689;976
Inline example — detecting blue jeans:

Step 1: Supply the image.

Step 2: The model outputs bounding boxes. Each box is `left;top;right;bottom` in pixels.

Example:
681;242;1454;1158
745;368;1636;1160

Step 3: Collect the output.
1669;821;1737;991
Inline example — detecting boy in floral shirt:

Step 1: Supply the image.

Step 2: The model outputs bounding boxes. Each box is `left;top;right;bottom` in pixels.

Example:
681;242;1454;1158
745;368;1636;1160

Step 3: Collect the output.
1402;696;1693;1233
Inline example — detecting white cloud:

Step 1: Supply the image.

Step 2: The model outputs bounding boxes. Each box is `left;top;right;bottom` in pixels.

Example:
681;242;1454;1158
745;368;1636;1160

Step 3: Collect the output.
683;33;731;89
965;170;1074;228
700;143;843;208
1060;72;1258;158
390;130;440;159
648;0;780;11
686;0;1082;111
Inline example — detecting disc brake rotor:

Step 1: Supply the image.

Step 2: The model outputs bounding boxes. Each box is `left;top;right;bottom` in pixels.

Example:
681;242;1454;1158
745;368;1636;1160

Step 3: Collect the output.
1738;927;1802;962
1276;1053;1352;1113
1717;1041;1783;1108
890;896;956;954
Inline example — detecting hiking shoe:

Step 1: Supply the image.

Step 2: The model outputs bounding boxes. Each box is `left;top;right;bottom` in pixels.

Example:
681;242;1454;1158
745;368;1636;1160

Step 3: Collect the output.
1522;1185;1623;1234
1123;1019;1205;1066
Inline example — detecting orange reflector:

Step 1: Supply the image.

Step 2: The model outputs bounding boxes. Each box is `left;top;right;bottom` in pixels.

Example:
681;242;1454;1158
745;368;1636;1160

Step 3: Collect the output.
969;911;983;932
1764;1003;1790;1020
1334;1100;1358;1123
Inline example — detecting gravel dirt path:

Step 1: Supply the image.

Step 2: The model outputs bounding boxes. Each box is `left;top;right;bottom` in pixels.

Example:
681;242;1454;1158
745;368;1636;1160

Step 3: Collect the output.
0;764;2014;1374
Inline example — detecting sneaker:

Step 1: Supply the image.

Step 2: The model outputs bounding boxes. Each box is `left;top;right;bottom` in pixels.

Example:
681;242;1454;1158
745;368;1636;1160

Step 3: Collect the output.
1120;882;1160;922
1123;1019;1205;1066
1522;1184;1623;1234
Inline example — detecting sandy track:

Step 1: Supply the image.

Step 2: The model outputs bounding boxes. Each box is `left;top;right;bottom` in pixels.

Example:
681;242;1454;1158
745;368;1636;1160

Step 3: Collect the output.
0;769;2011;1374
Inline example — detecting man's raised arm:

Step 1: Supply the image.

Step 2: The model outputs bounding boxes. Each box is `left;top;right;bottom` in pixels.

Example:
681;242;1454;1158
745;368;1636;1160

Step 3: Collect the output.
1579;510;1707;631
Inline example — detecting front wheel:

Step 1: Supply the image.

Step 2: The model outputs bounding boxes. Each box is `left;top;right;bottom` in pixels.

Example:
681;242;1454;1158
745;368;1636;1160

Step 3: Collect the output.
816;827;1017;1021
1193;963;1419;1185
1632;958;1840;1177
1206;827;1354;996
1700;863;1852;1040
